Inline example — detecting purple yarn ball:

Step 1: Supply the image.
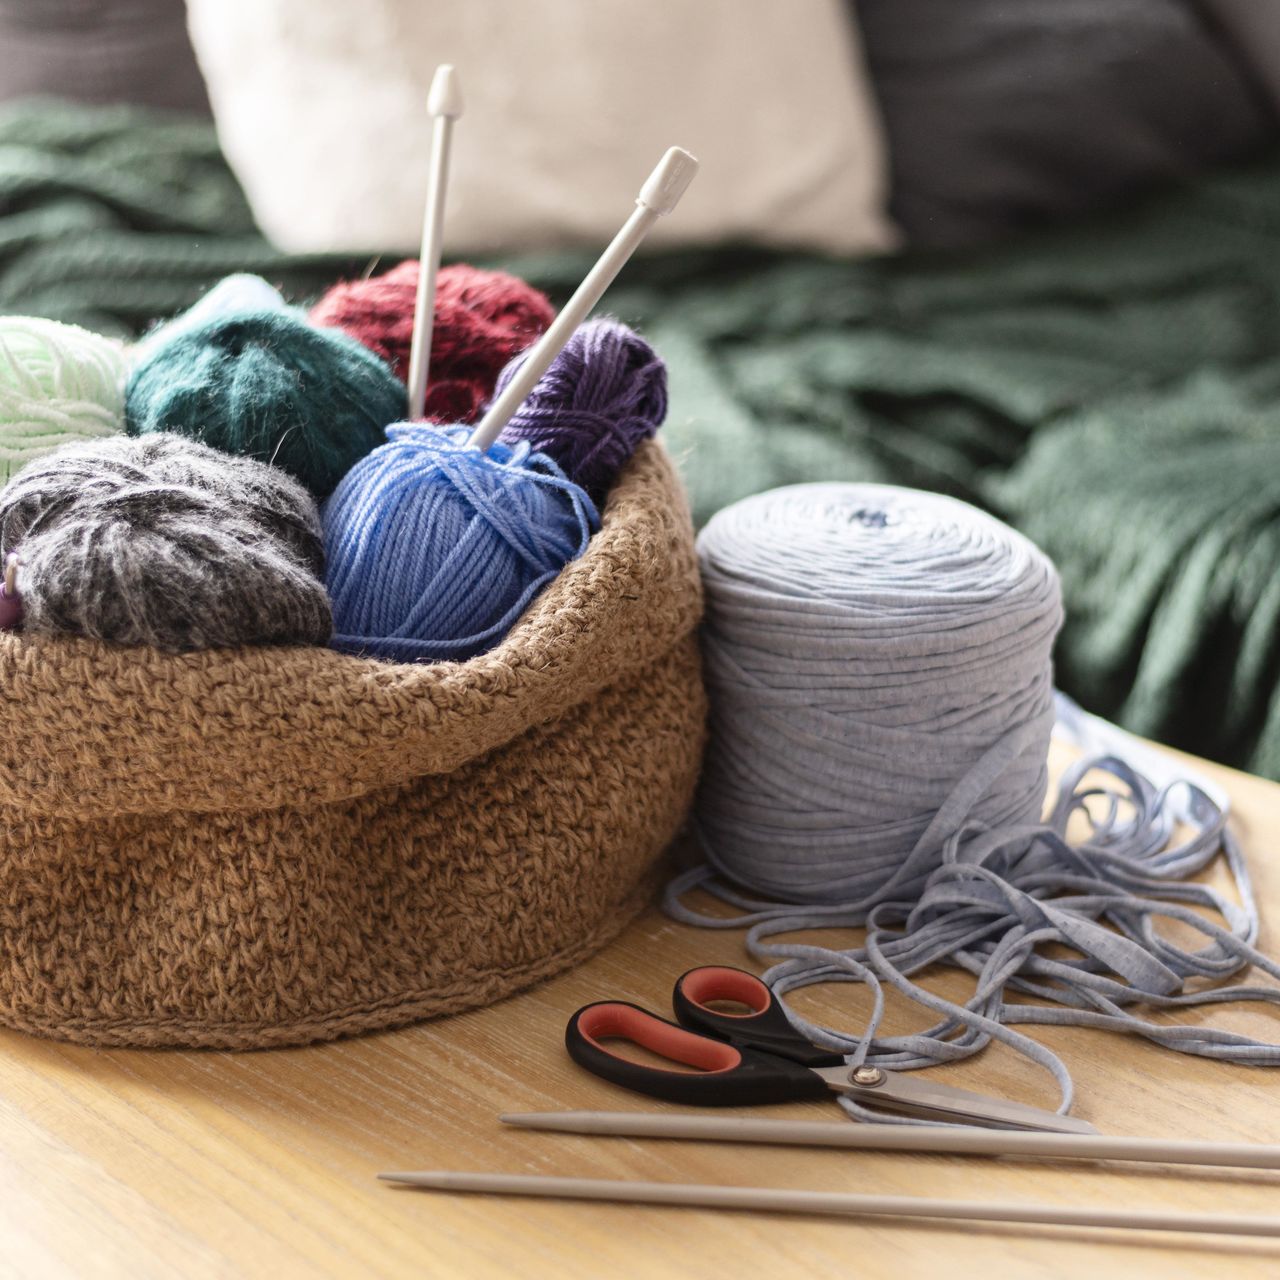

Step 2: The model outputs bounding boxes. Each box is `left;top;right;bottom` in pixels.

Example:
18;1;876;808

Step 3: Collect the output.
494;318;667;499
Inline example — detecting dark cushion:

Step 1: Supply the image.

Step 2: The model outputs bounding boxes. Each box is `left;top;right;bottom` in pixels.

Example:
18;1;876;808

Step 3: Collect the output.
857;0;1274;247
1202;0;1280;118
0;0;209;114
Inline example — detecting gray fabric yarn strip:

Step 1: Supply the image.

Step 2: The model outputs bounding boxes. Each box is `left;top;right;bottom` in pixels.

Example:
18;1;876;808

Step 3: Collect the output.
666;483;1280;1122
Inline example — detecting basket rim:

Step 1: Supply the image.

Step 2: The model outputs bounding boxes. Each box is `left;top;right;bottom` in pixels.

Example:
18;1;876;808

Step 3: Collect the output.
0;440;702;820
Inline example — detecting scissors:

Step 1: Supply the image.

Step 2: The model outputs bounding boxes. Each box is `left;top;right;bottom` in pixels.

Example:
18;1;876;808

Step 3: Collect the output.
565;965;1096;1135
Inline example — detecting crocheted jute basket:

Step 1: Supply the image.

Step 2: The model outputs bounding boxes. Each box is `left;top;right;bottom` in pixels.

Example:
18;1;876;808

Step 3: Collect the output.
0;441;705;1049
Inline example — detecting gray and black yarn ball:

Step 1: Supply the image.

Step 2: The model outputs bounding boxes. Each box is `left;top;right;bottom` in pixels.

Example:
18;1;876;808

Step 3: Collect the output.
0;433;332;652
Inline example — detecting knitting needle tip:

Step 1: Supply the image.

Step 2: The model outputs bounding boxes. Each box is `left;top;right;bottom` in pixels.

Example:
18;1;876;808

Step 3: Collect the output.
501;1111;595;1132
637;147;699;216
467;144;698;450
427;64;465;119
380;1171;475;1190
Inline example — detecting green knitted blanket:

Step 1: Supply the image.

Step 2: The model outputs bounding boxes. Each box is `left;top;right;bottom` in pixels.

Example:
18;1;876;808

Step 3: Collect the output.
4;98;1280;777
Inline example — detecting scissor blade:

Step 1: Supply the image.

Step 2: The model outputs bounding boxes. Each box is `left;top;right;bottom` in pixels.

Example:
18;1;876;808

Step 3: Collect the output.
814;1065;1097;1135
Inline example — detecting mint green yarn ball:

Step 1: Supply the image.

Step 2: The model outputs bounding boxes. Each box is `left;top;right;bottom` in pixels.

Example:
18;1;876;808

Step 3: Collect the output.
0;316;127;485
125;308;406;499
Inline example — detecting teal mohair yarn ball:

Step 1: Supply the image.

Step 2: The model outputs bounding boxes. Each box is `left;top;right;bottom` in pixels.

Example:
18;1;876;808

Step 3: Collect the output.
323;423;599;663
0;316;127;486
125;308;405;499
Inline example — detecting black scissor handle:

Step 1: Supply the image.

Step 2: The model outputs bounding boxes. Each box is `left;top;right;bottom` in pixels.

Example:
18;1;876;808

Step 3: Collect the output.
565;1001;831;1107
672;966;844;1068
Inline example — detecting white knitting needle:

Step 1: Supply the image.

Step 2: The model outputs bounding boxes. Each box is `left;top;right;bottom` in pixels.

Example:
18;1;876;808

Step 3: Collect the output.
501;1111;1280;1171
467;146;699;451
378;1170;1280;1238
406;64;464;421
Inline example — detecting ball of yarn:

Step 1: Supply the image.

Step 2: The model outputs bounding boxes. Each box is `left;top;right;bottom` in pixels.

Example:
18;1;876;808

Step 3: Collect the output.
309;262;556;423
0;433;332;652
495;318;668;499
0;316;127;485
669;480;1280;1109
693;482;1062;904
324;423;598;663
125;308;405;499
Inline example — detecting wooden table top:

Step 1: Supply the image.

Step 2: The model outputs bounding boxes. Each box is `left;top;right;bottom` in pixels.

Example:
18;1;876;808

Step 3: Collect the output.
4;741;1280;1279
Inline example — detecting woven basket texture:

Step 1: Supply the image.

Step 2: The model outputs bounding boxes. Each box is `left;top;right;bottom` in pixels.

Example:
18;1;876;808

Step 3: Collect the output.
0;441;705;1047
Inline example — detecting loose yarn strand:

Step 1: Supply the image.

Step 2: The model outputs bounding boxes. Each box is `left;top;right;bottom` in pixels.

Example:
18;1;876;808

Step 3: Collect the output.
667;483;1280;1119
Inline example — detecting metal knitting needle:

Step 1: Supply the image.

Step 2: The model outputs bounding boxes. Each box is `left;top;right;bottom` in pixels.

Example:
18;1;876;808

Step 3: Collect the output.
378;1170;1280;1238
502;1111;1280;1171
406;63;464;421
467;145;699;451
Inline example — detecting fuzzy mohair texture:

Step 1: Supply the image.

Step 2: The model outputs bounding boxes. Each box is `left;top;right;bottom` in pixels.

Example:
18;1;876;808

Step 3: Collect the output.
125;308;405;499
310;261;555;423
0;442;705;1048
0;433;331;652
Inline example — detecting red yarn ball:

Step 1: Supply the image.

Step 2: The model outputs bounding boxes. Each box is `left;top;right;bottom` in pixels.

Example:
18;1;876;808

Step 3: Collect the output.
309;262;555;424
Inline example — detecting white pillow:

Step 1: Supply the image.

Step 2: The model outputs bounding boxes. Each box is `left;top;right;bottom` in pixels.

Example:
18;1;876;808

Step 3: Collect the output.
186;0;896;256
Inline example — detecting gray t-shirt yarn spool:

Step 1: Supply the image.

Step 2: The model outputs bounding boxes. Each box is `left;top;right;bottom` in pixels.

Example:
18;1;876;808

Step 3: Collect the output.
0;432;332;652
668;482;1280;1120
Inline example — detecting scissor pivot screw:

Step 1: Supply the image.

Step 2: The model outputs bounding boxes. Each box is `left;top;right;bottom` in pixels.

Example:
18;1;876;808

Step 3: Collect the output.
852;1066;885;1087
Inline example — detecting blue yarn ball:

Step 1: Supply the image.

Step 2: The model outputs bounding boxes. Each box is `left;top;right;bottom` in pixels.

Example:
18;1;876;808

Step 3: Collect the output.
323;424;599;663
125;308;405;499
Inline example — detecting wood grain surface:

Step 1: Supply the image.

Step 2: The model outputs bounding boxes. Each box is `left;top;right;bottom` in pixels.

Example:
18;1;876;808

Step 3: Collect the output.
2;741;1278;1279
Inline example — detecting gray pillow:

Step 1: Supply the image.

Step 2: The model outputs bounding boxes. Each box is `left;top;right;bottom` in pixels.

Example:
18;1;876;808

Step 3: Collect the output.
856;0;1274;247
0;0;209;113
